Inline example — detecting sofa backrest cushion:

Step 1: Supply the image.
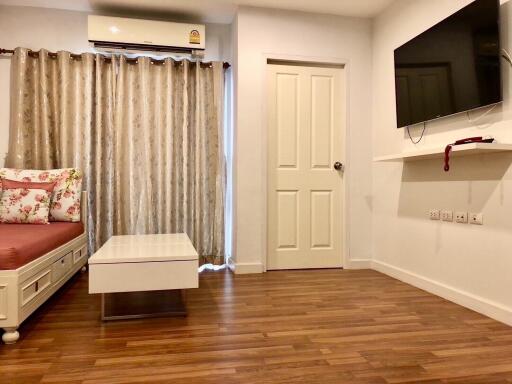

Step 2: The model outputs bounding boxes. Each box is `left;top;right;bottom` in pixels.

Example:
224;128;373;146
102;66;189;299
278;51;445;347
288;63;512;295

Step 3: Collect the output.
0;188;52;224
0;168;82;222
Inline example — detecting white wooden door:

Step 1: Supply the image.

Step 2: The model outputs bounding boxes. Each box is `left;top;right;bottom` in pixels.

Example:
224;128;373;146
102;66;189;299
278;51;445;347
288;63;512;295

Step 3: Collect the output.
267;63;345;270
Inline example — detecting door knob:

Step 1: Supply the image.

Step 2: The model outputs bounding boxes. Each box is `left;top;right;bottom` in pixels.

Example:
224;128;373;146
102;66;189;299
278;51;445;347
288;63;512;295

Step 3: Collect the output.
333;162;344;171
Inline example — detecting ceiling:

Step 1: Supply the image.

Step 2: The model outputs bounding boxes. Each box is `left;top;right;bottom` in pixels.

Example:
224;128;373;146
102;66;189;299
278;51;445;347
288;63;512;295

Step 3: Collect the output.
0;0;395;23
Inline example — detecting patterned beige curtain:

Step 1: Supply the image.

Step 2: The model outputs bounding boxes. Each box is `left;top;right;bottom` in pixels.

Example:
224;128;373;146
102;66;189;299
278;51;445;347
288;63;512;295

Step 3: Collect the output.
6;48;226;264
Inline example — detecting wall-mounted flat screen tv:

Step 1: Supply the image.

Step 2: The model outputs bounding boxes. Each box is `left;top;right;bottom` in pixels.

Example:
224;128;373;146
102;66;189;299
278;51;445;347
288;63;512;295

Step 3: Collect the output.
394;0;502;128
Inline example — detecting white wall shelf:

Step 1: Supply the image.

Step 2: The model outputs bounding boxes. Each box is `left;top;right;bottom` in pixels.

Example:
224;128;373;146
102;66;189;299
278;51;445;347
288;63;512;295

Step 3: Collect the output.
373;142;512;162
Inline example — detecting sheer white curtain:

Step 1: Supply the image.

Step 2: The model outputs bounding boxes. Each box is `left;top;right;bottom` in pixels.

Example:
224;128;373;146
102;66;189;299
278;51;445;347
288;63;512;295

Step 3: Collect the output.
7;48;226;264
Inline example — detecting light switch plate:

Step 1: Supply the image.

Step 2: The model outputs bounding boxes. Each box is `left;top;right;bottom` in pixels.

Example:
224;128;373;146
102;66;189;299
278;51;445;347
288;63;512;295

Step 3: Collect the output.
429;209;440;220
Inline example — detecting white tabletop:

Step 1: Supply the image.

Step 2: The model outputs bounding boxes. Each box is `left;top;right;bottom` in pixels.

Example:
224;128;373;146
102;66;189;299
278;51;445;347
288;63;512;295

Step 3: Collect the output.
88;233;198;264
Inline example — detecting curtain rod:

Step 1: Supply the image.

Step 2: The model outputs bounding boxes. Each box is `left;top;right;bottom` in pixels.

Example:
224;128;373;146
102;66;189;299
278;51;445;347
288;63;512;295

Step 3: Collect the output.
0;48;231;69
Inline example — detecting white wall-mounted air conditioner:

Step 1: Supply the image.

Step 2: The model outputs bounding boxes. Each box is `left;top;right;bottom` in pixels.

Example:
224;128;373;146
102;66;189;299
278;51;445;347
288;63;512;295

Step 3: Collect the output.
88;15;205;55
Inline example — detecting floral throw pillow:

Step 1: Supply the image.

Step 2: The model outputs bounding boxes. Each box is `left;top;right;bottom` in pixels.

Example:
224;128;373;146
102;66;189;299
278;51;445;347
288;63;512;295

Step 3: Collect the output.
0;188;52;224
0;168;82;222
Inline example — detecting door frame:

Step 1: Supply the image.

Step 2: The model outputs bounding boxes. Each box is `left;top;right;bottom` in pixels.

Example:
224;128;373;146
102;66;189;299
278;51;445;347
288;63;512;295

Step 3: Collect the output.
262;53;351;272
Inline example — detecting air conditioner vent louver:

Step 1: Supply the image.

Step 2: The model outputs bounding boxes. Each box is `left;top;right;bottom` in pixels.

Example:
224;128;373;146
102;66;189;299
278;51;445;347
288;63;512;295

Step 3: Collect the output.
90;41;197;54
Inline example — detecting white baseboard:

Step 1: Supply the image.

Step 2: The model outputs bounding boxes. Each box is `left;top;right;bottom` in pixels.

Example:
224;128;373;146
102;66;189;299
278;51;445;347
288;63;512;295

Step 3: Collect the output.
228;258;371;273
227;259;264;274
372;259;512;327
345;259;372;269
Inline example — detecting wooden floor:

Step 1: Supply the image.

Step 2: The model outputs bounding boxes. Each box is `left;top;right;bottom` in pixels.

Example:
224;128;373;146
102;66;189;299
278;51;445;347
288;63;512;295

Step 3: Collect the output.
2;269;512;384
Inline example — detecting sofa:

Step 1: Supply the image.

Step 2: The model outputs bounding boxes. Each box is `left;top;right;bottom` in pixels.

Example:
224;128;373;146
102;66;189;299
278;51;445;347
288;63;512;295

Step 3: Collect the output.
0;191;88;344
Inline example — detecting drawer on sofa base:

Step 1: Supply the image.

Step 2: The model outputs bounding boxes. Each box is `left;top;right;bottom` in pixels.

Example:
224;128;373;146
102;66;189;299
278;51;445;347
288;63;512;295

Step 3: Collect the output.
74;245;87;265
52;252;73;283
0;284;8;320
21;270;51;306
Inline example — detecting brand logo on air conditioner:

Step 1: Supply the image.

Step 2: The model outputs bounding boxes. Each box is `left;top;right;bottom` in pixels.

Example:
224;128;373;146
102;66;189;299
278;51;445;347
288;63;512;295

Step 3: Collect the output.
189;30;201;44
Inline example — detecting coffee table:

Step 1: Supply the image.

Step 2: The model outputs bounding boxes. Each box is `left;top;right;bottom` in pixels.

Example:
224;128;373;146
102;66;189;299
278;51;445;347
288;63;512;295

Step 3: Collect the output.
88;233;199;320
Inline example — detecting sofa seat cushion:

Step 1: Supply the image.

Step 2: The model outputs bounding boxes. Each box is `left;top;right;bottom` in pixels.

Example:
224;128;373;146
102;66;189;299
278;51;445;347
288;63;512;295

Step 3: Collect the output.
0;222;85;270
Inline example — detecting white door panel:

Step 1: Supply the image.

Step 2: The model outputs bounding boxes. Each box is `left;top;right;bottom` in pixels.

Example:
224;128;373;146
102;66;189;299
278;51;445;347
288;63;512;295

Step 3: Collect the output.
268;64;345;270
276;74;299;168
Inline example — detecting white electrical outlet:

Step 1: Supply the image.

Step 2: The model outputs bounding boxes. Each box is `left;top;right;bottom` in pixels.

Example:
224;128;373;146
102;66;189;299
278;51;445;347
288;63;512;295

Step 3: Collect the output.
441;210;453;222
455;212;468;223
429;209;440;220
469;213;483;225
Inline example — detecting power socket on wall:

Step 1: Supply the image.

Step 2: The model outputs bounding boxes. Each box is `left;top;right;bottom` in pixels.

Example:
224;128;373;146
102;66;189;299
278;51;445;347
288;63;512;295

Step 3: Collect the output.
469;213;483;225
429;210;482;225
429;209;440;220
455;212;468;223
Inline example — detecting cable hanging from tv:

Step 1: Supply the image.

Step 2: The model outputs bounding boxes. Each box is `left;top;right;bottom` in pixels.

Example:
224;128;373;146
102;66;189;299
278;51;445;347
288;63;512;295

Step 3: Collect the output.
406;122;427;145
501;48;512;66
466;103;499;124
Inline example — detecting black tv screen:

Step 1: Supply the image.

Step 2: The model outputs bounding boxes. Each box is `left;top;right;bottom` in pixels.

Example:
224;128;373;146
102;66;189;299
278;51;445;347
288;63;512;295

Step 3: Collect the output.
394;0;502;128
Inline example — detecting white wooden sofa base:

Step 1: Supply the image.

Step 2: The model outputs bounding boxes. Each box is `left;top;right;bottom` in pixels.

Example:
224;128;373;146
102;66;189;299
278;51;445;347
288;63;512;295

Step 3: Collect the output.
0;191;88;344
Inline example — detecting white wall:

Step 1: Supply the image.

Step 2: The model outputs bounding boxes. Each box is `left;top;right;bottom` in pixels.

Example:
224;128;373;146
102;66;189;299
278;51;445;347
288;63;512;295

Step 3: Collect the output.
0;5;232;167
232;6;374;273
372;0;512;325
